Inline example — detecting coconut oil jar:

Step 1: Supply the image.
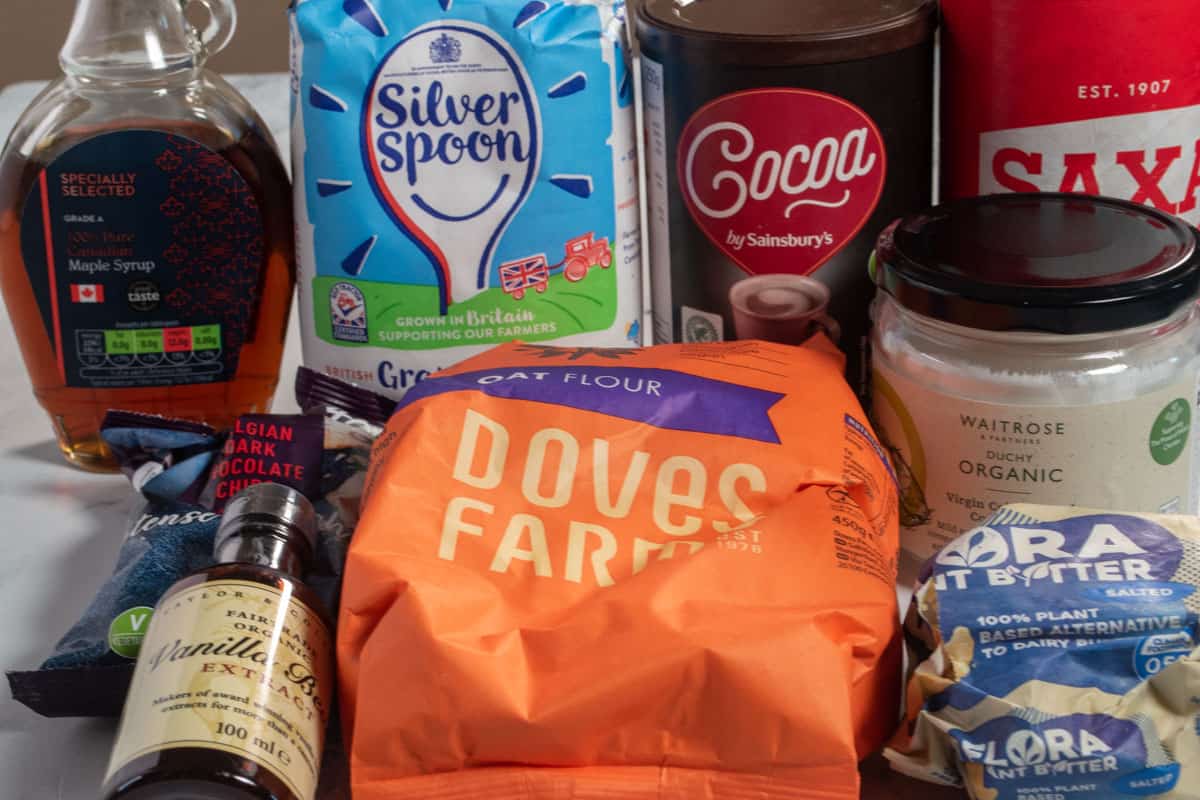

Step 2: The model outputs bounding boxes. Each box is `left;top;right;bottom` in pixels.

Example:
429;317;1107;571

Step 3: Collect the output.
870;194;1200;567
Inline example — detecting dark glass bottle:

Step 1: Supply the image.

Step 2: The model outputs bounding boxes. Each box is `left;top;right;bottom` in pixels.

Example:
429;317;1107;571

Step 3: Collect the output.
101;483;333;800
0;0;294;471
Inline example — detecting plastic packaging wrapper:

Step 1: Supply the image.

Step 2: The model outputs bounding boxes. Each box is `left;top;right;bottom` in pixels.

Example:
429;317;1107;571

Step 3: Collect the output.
289;0;643;398
340;340;901;800
7;369;391;719
888;504;1200;800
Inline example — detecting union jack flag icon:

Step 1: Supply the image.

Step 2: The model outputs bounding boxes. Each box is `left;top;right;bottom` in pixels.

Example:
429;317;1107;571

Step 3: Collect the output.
499;255;550;301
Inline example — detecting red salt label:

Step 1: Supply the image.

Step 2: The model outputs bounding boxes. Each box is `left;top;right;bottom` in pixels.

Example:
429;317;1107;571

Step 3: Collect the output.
942;0;1200;221
676;89;887;276
980;107;1200;224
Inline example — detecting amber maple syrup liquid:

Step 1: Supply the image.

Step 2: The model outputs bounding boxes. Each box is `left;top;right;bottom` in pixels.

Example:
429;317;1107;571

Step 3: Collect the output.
0;120;294;471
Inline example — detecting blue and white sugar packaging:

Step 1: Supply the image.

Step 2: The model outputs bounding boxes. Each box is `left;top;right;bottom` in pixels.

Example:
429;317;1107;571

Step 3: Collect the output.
290;0;642;398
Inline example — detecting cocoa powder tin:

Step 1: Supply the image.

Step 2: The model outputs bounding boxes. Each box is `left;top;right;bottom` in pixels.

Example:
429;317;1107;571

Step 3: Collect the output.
636;0;936;384
942;0;1200;223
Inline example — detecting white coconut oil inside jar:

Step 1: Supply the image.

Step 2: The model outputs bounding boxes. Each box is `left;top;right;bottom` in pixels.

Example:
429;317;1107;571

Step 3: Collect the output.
875;298;1200;406
869;194;1200;568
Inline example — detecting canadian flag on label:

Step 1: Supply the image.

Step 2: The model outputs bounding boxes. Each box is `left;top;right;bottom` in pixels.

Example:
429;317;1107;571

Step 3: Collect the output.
980;104;1200;225
70;284;105;303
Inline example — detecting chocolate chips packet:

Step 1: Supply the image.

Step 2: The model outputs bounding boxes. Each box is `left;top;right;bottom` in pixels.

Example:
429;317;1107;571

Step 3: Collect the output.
7;369;392;719
203;412;325;511
9;418;223;717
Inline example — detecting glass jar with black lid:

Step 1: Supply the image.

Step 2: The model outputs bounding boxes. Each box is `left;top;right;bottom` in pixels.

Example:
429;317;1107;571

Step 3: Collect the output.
869;193;1200;568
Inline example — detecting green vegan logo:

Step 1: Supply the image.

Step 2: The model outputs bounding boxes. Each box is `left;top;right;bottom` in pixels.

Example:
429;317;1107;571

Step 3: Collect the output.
109;606;155;659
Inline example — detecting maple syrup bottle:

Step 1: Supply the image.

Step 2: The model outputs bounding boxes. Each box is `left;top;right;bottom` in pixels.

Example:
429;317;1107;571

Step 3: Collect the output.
101;483;333;800
0;0;294;471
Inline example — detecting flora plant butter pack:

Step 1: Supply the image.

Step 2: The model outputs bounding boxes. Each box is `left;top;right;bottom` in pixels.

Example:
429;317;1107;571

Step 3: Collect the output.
290;0;642;397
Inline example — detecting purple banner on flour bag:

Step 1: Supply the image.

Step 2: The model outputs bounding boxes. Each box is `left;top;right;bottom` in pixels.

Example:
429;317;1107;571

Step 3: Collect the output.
396;365;785;443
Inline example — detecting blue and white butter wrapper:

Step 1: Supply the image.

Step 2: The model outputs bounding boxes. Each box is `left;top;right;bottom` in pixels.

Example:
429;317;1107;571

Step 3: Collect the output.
887;504;1200;800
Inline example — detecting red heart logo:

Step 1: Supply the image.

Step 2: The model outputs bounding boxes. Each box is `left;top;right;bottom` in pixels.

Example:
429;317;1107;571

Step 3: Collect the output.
677;89;887;276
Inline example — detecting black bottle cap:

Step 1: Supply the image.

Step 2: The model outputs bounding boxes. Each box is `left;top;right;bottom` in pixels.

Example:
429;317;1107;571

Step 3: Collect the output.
873;193;1200;334
214;482;318;558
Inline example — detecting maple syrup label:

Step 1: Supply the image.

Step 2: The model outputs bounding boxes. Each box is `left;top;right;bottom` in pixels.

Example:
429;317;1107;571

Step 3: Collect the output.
104;579;332;800
19;130;264;389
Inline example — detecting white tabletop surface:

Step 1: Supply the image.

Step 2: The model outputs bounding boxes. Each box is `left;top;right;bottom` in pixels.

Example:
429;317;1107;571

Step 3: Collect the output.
0;74;954;800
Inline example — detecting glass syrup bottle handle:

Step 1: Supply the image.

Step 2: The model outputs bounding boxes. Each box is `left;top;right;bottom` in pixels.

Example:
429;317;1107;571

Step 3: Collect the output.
185;0;237;60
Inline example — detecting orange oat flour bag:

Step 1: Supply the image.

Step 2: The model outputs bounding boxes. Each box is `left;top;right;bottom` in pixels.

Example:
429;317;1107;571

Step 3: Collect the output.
339;340;901;800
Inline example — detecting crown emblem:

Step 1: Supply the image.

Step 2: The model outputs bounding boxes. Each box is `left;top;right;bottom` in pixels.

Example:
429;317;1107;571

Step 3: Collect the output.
429;33;462;64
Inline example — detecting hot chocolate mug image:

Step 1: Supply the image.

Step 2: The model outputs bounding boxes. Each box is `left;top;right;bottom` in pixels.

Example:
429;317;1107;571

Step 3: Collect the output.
728;275;841;345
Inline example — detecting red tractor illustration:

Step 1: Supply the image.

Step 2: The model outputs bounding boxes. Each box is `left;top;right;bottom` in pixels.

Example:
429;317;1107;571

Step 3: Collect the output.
562;232;612;282
498;233;613;300
499;254;550;300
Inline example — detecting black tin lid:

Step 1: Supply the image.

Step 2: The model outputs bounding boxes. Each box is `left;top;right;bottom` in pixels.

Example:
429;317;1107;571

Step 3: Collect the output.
874;193;1200;335
636;0;937;65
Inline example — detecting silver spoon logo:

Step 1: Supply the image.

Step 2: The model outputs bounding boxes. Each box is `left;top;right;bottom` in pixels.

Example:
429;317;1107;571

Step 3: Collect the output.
363;22;542;313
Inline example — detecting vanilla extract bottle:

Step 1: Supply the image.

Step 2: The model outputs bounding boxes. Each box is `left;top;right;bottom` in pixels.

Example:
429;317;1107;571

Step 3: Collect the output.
0;0;294;471
101;483;333;800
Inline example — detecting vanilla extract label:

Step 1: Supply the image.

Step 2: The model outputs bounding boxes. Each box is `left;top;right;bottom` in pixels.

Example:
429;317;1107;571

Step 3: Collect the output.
871;362;1200;564
103;580;333;800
